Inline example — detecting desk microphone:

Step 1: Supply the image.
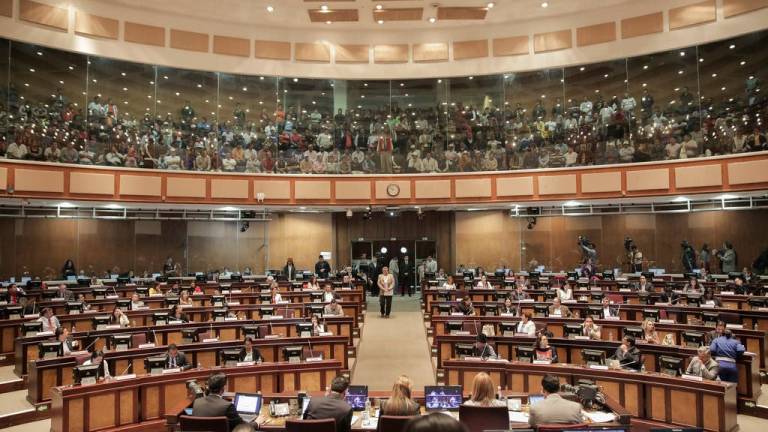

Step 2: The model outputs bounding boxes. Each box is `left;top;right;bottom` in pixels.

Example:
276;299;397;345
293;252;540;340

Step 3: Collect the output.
307;336;314;358
118;362;132;376
152;329;158;345
83;336;100;352
479;342;489;359
209;322;214;339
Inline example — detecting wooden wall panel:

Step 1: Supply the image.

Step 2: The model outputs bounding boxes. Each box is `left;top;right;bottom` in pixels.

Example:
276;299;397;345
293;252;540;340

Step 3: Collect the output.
453;40;488;60
70;172;115;195
119;175;161;196
253;180;291;200
413;43;448;63
414;180;450;199
534;30;572;53
335;44;369;63
19;0;67;31
455;211;521;269
723;0;768;17
455;178;491;198
0;167;6;190
295;43;331;63
213;35;250;57
211;179;248;199
375;180;411;199
374;44;409;63
674;164;722;189
538;174;577;195
335;181;371;200
621;12;664;39
0;0;11;18
166;177;205;198
626;168;669;191
170;29;209;53
254;40;291;60
727;159;768;185
581;172;621;193
496;177;534;197
74;12;118;39
492;36;529;57
669;0;716;30
124;22;165;47
14;168;64;193
269;213;333;270
576;22;617;47
77;220;134;279
295;181;331;199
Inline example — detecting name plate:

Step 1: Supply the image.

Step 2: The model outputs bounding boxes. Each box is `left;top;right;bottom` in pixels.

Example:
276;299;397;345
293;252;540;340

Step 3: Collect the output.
106;295;119;299
162;368;182;374
36;331;54;336
655;302;670;306
53;297;65;301
589;364;609;370
202;338;220;343
264;334;281;339
519;299;534;303
305;357;323;362
227;302;241;306
700;304;715;308
486;358;509;363
268;315;284;320
450;312;464;316
574;335;591;340
168;320;183;325
104;325;122;329
463;356;483;361
24;314;40;319
619;288;631;292
236;361;255;367
681;374;703;381
452;331;471;336
720;291;735;295
224;317;239;321
138;343;156;348
603;316;620;321
758;308;768;312
562;300;577;304
231;290;242;294
341;287;352;291
726;324;743;329
115;374;137;381
150;293;164;297
135;306;149;310
318;331;333;336
533;360;552;365
500;313;516;317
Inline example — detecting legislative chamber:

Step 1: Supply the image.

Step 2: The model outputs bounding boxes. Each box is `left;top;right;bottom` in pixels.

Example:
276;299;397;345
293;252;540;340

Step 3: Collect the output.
1;0;768;431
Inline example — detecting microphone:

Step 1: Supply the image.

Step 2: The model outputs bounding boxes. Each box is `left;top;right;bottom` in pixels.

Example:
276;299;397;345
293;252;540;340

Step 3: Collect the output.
307;335;314;358
118;362;132;376
152;329;158;345
83;336;100;352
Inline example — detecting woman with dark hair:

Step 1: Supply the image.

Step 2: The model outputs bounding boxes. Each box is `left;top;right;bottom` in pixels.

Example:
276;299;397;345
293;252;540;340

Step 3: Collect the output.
403;413;467;432
702;289;723;307
533;334;558;363
169;305;189;323
238;337;263;363
111;306;130;327
62;259;76;278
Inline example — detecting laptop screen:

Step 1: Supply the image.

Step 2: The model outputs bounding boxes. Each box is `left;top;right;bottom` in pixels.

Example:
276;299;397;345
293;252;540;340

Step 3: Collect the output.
233;393;262;414
424;386;462;411
528;395;545;407
345;385;368;410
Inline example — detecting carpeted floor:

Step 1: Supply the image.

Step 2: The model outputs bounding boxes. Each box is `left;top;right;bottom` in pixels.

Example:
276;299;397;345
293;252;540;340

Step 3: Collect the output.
351;295;436;392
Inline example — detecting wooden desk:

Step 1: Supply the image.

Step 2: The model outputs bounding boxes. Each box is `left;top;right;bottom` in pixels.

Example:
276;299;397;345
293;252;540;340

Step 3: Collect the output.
443;359;738;432
29;335;349;404
50;360;343;432
14;316;355;376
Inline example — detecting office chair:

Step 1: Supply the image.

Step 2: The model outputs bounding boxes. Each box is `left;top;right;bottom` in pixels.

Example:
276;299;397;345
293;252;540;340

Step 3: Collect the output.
285;418;336;432
458;405;509;432
179;415;229;432
377;415;416;432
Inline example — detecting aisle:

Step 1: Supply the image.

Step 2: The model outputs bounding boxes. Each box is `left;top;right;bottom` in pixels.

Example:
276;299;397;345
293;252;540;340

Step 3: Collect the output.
351;295;435;391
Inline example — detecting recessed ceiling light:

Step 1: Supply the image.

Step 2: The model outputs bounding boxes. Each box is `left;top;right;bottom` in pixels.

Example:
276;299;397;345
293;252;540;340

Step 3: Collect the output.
541;1;549;7
266;5;274;12
320;5;328;11
326;20;332;24
293;78;299;82
579;66;585;71
376;4;383;10
378;19;384;24
487;2;495;8
428;17;436;23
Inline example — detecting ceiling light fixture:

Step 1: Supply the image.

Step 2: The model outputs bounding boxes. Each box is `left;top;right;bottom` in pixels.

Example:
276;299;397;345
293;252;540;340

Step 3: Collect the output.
541;1;548;7
376;4;383;10
378;19;384;24
266;5;274;13
326;20;332;24
487;2;495;8
428;17;436;23
320;5;328;11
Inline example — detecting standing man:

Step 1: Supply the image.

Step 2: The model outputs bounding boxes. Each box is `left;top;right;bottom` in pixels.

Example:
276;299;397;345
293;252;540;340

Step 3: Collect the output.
424;256;438;274
399;255;413;296
715;242;737;273
388;255;400;294
315;255;331;279
378;266;394;318
631;244;643;273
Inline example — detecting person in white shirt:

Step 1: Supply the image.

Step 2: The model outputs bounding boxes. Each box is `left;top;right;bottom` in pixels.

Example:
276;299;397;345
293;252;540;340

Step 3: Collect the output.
130;293;145;310
564;147;578;167
601;297;617;318
664;138;682;159
422;153;439;173
579;97;593;116
222;153;237;171
424;257;438;274
442;275;457;290
476;275;493;290
322;285;338;303
517;312;536;336
619;141;635;163
270;285;283;304
555;283;573;301
112;307;130;327
6;141;28;159
621;93;637;114
378;266;395;317
38;308;60;332
682;134;699;158
407;153;423;173
83;350;111;379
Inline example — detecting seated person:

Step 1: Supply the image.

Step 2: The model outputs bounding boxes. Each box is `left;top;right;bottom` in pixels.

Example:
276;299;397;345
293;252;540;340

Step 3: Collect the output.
323;299;344;316
500;297;517;315
55;284;75;301
635;274;653;292
533;334;558;363
657;285;680;304
239;337;263;363
192;373;243;430
683;276;702;293
130;293;145;310
56;327;78;355
581;316;601;340
641;319;660;344
516;312;536;336
686;346;719;380
38;308;61;332
454;297;475;316
475;275;493;289
548;297;571;317
310;315;325;335
555;282;573;301
600;297;618;318
473;333;497;359
169;305;190;323
463;372;506;407
111;307;130;327
165;343;191;370
8;283;23;305
613;336;641;370
706;321;726;345
380;375;420;416
701;289;723;307
510;285;530;301
271;285;283;304
303;375;353;432
179;290;193;306
76;293;92;311
441;275;457;290
83;350;111;379
322;285;339;302
528;374;583;427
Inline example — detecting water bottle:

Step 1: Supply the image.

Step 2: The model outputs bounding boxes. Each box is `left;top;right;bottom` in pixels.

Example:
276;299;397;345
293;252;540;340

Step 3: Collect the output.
640;363;646;373
362;399;371;424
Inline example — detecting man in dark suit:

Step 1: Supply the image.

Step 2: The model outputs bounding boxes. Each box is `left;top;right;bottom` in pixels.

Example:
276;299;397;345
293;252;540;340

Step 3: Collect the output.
399;255;414;296
165;344;191;370
315;255;331;279
528;374;583;427
192;373;243;430
303;375;353;432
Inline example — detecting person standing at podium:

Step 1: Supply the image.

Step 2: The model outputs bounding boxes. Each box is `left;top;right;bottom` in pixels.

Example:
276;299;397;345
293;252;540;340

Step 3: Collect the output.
283;258;297;281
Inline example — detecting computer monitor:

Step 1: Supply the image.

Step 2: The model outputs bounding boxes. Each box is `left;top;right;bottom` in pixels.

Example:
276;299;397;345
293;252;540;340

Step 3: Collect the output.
306;304;324;317
590;291;604;303
182;328;200;344
567;272;578;280
682;331;705;348
602;270;615;281
259;293;272;304
282;346;303;363
92;288;107;299
135;287;149;297
296;323;313;337
499;322;517;337
195;274;207;282
437;304;453;316
117;276;131;285
463;271;474;281
483;303;499;316
516;346;534;363
642;309;659;322
145;355;167;375
212;309;228;322
233;393;263;419
533;304;548;318
41;289;59;300
563;323;583;339
683;272;698;281
686;294;701;307
5;306;22;320
586;305;602;319
494;269;506;278
309;292;323;303
345;385;369;410
702;311;719;327
21;321;43;336
582;349;606;366
623;326;644;339
165;297;180;307
242;325;261;340
528;394;545;407
116;298;131;310
152;312;169;326
260;307;275;319
220;349;241;367
92;315;111;330
27;280;42;289
529;272;541;280
659;356;683;377
424;386;462;411
73;364;100;385
638;292;652;305
748;297;766;310
110;334;132;351
66;302;84;314
38;341;63;359
211;295;225;307
454;343;475;359
445;322;463;335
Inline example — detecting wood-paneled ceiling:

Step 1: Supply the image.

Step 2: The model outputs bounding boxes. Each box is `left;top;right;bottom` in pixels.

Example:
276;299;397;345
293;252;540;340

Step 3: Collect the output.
107;0;636;30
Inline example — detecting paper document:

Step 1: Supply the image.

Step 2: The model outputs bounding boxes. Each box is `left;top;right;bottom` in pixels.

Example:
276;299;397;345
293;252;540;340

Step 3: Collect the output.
582;410;617;423
508;411;530;423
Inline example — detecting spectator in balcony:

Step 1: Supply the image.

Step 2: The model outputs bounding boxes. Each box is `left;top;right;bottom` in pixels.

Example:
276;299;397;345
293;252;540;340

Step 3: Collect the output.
745;127;766;151
222;152;237;172
682;134;699;158
664;138;682;160
60;142;79;164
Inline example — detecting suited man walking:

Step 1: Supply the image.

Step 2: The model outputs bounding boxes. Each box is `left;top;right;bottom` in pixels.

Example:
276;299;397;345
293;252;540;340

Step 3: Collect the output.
303;375;353;432
192;373;243;430
528;374;583;427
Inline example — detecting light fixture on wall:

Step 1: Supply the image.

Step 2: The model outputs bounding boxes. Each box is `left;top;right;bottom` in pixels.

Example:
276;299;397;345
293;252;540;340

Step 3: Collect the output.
400;247;408;253
380;247;388;254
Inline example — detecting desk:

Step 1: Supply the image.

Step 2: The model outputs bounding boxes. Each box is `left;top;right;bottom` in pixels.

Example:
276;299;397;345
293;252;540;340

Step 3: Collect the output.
443;359;737;432
50;360;343;432
29;335;349;404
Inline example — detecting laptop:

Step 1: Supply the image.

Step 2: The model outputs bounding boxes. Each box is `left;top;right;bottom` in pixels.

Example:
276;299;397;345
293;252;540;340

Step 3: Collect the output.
424;385;462;411
528;394;545;407
345;385;368;410
233;393;263;423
